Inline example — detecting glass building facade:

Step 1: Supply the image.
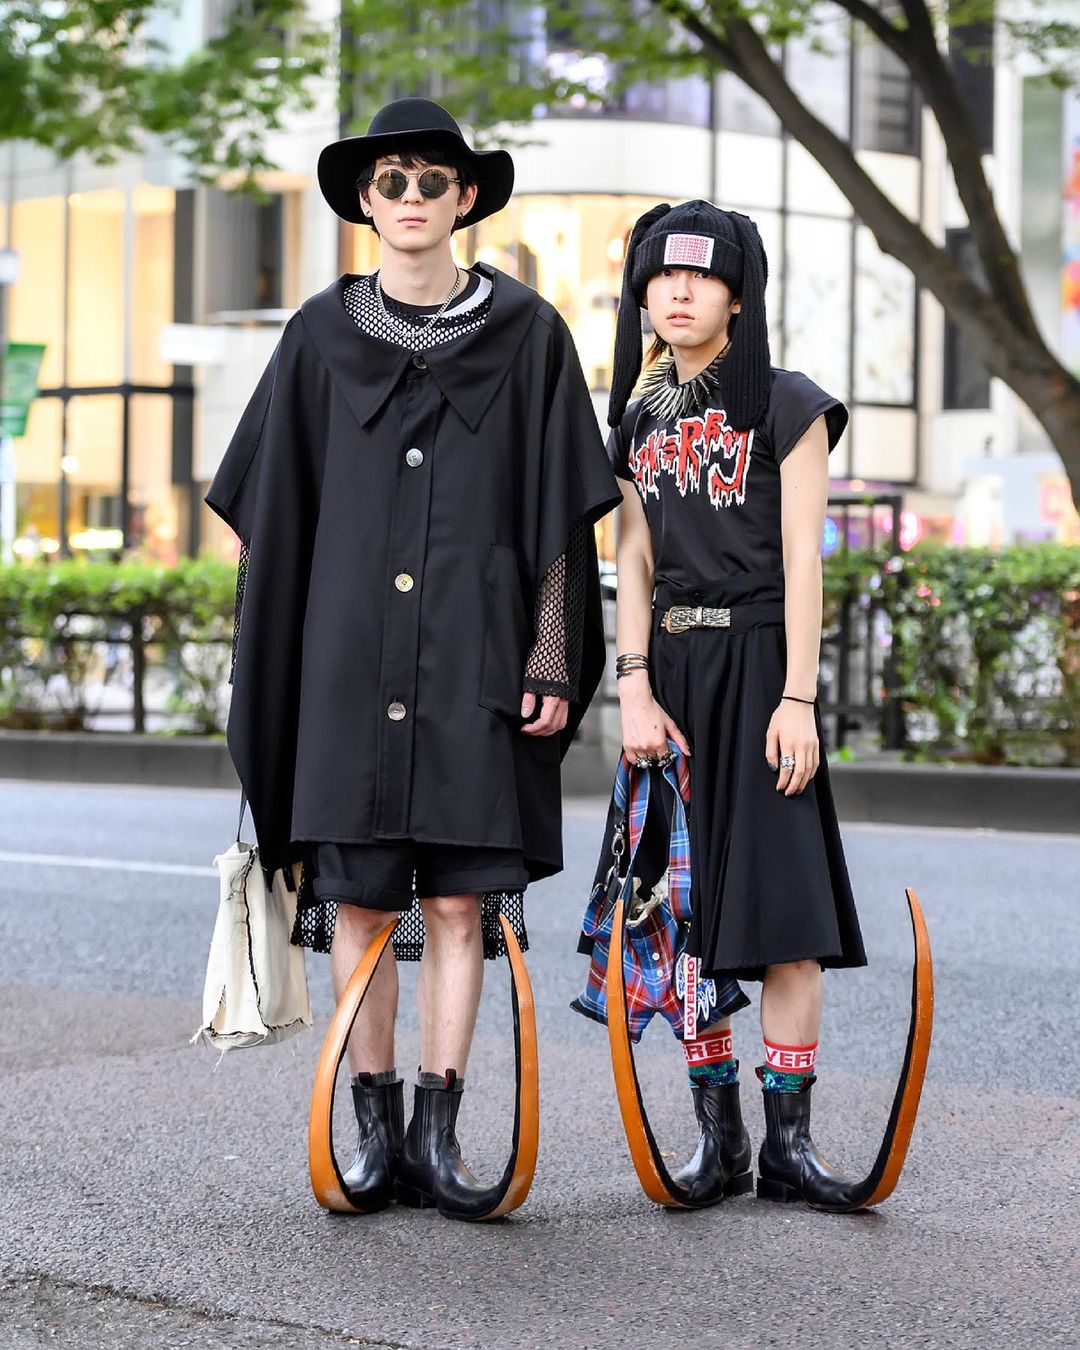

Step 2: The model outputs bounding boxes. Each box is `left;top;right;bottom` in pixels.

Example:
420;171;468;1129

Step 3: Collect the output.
6;3;1046;561
2;175;190;562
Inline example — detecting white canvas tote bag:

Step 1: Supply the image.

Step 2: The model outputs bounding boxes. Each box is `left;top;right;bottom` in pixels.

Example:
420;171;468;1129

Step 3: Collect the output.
193;835;312;1050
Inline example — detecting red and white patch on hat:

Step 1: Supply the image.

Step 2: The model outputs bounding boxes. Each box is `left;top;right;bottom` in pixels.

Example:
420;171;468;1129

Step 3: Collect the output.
664;233;715;268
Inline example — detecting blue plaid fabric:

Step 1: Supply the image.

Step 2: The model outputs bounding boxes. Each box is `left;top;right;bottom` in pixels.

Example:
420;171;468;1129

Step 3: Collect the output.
572;745;747;1043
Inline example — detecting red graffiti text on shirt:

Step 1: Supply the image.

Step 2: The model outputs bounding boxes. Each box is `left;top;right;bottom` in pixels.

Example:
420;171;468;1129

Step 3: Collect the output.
629;408;753;509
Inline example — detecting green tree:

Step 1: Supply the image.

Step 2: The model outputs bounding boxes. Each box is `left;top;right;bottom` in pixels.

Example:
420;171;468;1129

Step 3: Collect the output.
0;1;331;180
342;0;1080;509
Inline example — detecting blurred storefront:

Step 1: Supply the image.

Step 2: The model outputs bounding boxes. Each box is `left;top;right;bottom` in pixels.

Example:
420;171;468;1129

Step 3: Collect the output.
2;7;1077;564
3;180;188;563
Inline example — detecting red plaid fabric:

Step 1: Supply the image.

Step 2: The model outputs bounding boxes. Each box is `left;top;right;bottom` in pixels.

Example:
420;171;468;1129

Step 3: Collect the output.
572;748;747;1042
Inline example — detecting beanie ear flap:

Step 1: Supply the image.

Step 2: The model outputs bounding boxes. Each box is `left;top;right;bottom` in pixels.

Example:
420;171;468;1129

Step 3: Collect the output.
607;203;671;428
720;212;771;431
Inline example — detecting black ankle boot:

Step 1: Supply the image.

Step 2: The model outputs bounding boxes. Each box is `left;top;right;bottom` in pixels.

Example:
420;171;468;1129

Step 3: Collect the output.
672;1077;754;1206
756;1076;863;1211
396;1071;502;1221
341;1073;404;1212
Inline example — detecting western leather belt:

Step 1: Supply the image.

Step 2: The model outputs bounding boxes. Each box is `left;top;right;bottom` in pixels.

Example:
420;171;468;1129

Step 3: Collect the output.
660;605;732;634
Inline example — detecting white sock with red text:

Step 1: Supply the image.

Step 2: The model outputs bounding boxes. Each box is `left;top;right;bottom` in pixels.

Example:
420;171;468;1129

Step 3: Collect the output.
760;1036;818;1092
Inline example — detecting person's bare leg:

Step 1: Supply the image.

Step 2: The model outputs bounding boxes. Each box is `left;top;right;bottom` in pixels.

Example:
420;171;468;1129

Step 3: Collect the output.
760;959;822;1046
396;894;489;1216
330;904;399;1074
417;894;483;1075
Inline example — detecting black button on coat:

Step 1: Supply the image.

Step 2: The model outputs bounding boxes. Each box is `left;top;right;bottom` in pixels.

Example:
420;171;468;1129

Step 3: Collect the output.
205;265;622;880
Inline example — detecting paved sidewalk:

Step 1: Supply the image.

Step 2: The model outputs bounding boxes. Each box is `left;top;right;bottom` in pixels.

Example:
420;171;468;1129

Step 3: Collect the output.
1;782;1077;1348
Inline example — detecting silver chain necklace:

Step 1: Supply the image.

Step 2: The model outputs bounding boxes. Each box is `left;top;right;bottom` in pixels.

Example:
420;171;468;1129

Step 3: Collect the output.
638;343;731;421
371;267;464;335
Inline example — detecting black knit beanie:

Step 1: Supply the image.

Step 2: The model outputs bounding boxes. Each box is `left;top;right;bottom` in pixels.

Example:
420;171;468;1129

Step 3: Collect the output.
608;199;771;430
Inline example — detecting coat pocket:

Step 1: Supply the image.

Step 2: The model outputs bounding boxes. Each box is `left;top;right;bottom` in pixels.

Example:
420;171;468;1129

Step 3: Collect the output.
480;544;531;720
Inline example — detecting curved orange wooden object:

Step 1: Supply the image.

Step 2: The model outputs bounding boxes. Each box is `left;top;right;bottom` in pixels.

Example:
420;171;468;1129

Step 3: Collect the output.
308;913;538;1219
474;913;539;1220
308;918;397;1213
853;886;935;1209
606;886;933;1212
606;892;691;1208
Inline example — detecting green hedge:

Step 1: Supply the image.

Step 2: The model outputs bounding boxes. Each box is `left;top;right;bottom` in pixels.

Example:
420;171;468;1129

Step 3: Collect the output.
1;546;1077;762
878;543;1080;765
0;558;236;734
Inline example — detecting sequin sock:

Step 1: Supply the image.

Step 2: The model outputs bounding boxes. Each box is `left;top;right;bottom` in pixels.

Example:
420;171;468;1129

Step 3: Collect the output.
684;1027;737;1086
760;1037;818;1092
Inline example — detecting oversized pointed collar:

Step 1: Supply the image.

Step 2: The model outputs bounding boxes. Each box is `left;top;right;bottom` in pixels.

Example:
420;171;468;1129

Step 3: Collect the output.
298;263;542;433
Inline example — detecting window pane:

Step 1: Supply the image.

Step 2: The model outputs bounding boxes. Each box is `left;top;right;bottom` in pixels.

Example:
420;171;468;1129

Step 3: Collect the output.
787;22;850;139
784;215;851;400
466;194;660;394
719;72;780;137
754;210;784;341
66;395;123;550
10;196;65;389
535;3;710;126
854;226;915;404
611;77;710;126
12;397;62;556
68;189;125;386
133;185;175;385
205;189;283;315
942;229;991;409
855;36;919;155
949;18;994;155
129;394;178;562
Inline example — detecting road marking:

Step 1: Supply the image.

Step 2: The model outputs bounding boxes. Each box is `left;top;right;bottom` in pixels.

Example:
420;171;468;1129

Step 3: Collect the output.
0;850;214;877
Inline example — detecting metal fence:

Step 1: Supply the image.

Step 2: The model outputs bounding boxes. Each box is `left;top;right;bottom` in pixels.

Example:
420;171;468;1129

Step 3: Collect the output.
6;505;905;745
819;494;905;752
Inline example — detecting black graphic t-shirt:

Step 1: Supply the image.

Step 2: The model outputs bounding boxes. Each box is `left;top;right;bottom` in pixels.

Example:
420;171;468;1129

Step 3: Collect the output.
608;367;847;596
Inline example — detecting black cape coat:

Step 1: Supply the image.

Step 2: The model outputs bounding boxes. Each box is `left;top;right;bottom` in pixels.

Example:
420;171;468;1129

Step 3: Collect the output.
205;264;621;881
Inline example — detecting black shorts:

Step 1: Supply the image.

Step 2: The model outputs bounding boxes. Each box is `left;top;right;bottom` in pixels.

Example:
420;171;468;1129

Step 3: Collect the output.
309;841;529;912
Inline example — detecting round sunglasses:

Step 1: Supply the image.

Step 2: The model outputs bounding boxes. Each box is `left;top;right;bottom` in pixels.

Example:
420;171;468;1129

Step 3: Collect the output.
367;167;463;201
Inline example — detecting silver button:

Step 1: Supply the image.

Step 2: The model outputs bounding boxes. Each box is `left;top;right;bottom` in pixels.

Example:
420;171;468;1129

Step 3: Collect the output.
387;702;407;721
405;448;424;468
394;573;414;593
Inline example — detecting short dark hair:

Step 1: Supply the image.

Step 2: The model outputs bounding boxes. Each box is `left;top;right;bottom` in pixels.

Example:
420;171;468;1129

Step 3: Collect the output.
355;145;477;194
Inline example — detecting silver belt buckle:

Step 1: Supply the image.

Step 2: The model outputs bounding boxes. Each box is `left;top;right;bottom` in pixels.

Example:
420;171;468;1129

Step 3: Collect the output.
663;604;732;633
662;606;693;634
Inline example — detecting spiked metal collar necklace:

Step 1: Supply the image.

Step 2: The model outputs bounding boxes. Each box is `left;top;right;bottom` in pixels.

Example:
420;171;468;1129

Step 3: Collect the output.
638;344;731;421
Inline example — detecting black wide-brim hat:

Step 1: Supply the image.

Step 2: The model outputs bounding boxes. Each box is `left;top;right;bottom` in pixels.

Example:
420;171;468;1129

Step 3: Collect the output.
317;97;515;229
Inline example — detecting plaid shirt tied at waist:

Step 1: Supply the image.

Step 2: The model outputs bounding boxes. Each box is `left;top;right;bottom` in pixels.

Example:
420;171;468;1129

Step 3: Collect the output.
572;745;747;1043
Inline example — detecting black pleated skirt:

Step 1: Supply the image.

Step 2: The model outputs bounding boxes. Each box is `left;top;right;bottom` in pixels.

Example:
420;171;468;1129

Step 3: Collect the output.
649;583;867;983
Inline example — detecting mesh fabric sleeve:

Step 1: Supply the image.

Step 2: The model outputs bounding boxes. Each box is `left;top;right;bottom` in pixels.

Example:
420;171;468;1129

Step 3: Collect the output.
522;518;589;702
228;540;250;686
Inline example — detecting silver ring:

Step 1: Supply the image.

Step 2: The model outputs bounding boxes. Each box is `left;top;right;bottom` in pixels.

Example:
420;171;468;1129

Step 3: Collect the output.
634;754;657;769
779;755;796;769
656;751;676;768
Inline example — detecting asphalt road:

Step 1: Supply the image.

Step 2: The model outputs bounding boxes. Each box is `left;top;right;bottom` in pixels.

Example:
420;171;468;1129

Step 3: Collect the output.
1;780;1077;1349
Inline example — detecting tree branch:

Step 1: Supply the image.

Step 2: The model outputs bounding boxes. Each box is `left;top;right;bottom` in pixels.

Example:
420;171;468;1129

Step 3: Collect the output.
828;0;912;65
851;0;1040;337
654;1;1038;382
